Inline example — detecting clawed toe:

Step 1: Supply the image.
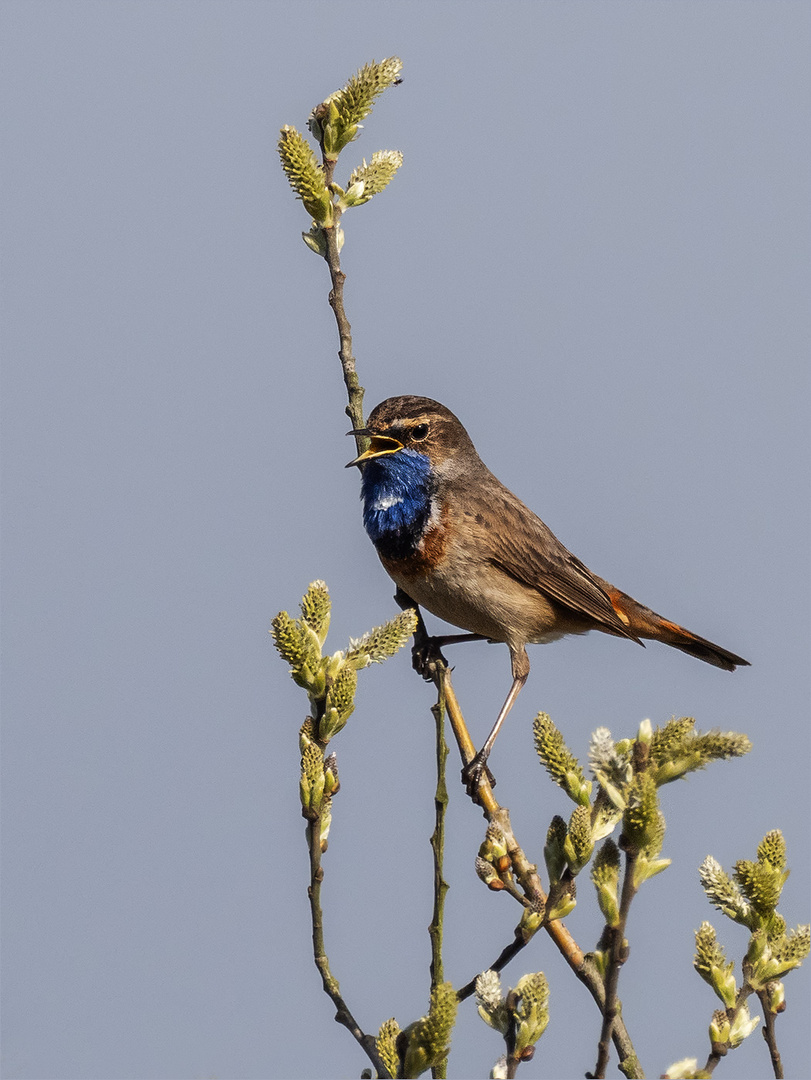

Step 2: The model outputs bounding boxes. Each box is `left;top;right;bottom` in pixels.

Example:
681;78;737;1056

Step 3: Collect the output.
411;636;447;680
461;752;496;796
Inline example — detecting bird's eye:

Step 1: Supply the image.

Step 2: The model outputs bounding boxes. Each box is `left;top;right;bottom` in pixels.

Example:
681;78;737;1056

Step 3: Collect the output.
411;423;429;441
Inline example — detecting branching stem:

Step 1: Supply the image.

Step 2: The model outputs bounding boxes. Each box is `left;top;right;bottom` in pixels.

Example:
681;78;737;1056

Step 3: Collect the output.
503;993;521;1078
321;157;364;439
429;690;449;988
395;591;643;1078
295;126;378;1077
429;686;450;1079
757;988;784;1079
697;983;784;1079
305;816;391;1077
593;850;639;1078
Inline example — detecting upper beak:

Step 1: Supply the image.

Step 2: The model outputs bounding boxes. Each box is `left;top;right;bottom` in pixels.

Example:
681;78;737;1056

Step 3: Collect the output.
345;431;404;468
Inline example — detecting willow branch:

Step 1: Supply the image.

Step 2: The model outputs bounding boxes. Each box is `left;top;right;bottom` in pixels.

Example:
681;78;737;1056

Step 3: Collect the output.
305;815;392;1077
695;982;783;1079
757;988;784;1079
394;591;642;1077
320;158;365;440
295;131;374;1076
429;688;450;1079
456;938;529;1003
593;850;638;1079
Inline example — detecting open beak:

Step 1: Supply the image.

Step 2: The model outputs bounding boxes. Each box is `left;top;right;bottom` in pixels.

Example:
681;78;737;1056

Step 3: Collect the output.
345;431;404;468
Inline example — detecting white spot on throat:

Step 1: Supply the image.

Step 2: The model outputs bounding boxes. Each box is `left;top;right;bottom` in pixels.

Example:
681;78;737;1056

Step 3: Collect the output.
372;493;403;511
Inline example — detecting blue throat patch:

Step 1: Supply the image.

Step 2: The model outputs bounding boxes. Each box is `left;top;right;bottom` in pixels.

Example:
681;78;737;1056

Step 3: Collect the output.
360;448;435;559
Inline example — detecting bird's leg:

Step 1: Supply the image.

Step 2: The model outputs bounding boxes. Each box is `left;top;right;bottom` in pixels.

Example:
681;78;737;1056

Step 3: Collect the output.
434;633;486;647
393;588;485;678
394;588;441;678
462;646;529;796
411;632;485;678
461;675;527;793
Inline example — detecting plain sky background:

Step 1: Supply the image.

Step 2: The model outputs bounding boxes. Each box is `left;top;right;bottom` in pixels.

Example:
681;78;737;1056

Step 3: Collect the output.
2;3;809;1078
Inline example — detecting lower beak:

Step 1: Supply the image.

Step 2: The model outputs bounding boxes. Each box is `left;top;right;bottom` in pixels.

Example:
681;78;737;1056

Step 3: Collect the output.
345;433;404;468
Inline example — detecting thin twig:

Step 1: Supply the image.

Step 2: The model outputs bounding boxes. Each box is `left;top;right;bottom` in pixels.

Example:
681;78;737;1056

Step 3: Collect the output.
429;690;449;988
295;124;377;1075
757;988;784;1079
320;157;365;440
429;687;450;1080
697;983;765;1078
456;938;530;1002
593;850;638;1078
504;988;521;1078
305;816;392;1077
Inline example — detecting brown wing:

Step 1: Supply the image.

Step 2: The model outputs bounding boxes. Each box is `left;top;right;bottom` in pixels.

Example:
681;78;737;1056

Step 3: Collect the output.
464;473;641;642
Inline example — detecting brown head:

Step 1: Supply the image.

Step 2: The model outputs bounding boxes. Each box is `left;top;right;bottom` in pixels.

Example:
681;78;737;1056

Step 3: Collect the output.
347;396;481;473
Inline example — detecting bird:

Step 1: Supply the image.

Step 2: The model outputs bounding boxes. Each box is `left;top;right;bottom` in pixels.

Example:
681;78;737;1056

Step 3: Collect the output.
347;395;749;788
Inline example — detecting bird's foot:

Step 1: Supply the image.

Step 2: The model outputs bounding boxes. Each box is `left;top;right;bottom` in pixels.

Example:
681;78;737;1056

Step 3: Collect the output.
461;750;496;797
411;635;448;681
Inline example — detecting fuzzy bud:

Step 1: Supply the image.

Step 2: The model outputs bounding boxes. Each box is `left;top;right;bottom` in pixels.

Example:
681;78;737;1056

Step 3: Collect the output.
691;729;752;763
633;852;671;888
376;1017;401;1080
345;608;418;668
699;855;753;927
341;151;404;207
748;924;811;987
650;716;696;757
650;717;751;786
728;1002;759;1047
271;609;321;684
588;948;609;981
734;858;788;917
622;772;663;854
480;822;509;863
591;839;622;928
475;856;504;891
563;804;594;875
709;1008;730;1047
299;717;315;753
476;970;508;1034
277;126;333;224
323;752;339;798
772;924;810;969
765;980;786;1013
546;878;577;922
694;922;737;1007
322;663;357;735
533;713;592;805
662;1057;699;1079
318;798;332;850
517;899;545;942
311;57;403;159
299;580;331;644
299;742;325;818
543;815;568;886
301;223;327;256
755;828;785;867
591;788;623;842
401;982;457;1079
589;727;631;810
511;972;550;1055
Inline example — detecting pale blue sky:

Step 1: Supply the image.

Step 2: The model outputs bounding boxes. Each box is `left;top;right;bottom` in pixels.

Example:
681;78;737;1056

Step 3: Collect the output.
2;3;809;1078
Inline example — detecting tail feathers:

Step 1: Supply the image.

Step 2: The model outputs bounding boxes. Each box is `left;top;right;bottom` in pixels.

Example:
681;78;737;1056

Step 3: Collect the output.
606;588;750;672
658;629;750;671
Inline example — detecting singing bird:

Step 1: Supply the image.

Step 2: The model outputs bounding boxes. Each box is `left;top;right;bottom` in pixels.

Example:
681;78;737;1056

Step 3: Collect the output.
347;396;749;786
